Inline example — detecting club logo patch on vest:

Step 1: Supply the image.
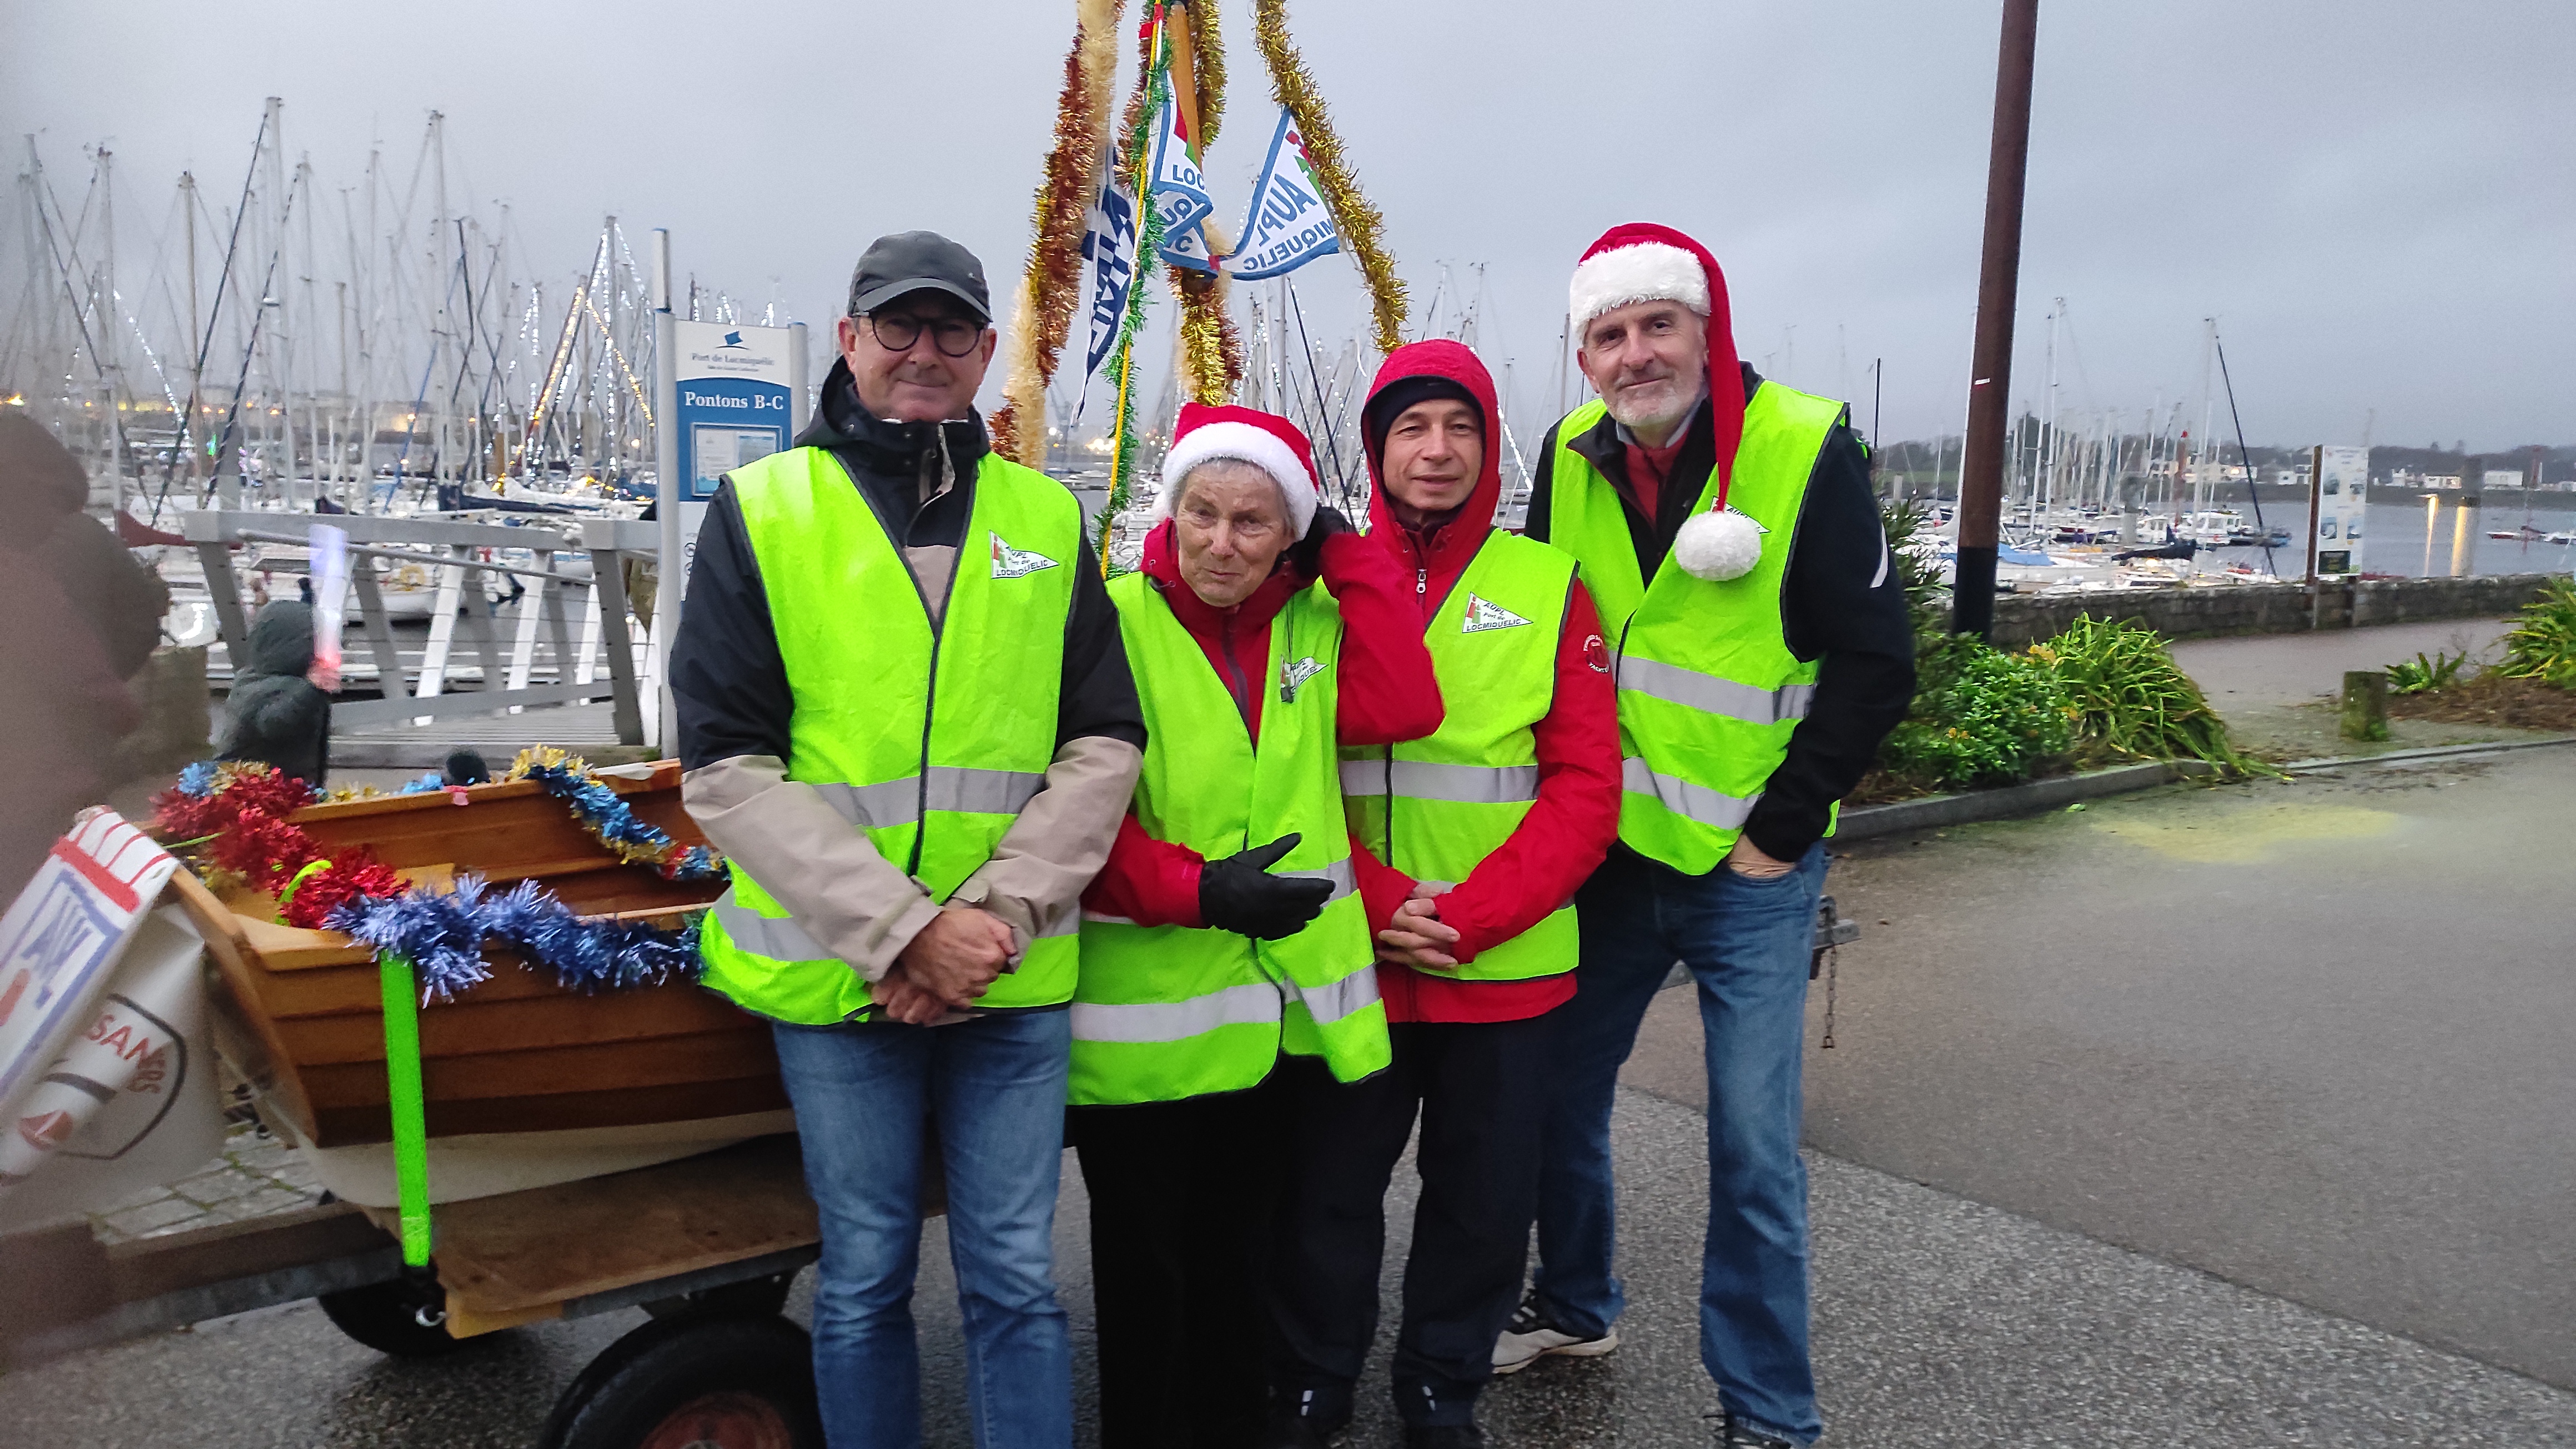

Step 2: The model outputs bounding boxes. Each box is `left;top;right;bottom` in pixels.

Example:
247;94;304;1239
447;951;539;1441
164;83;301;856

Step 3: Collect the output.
1461;593;1531;633
1279;655;1323;702
990;534;1059;580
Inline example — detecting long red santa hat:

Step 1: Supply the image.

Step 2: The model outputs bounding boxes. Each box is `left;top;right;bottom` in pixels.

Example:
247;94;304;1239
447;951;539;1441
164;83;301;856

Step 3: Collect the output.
1568;223;1763;581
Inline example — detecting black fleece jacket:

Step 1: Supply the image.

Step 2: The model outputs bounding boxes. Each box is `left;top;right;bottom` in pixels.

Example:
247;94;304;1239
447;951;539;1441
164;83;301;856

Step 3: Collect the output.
673;360;1144;772
1526;365;1915;863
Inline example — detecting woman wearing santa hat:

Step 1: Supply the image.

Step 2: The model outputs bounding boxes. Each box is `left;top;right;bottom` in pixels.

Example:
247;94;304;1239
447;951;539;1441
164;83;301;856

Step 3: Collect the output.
1067;402;1441;1448
1498;223;1916;1448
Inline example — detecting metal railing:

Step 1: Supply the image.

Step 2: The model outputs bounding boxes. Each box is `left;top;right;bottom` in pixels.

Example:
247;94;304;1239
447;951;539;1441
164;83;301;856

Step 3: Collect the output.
179;511;652;746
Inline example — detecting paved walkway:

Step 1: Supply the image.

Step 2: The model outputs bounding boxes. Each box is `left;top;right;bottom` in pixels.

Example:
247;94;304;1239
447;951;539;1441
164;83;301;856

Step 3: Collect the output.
2170;616;2515;707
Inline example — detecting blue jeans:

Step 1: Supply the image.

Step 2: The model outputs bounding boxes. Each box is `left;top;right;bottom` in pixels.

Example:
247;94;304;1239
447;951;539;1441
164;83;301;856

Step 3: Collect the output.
1534;842;1827;1445
772;1010;1074;1449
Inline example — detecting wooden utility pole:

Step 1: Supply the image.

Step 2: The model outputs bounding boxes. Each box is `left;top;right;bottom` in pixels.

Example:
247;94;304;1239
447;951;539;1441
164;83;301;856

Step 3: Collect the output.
1952;0;2040;639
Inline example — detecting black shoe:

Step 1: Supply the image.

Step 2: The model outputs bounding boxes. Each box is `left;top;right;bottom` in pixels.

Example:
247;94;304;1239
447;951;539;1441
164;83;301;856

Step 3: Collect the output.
1709;1410;1798;1447
1403;1426;1486;1449
1262;1394;1349;1449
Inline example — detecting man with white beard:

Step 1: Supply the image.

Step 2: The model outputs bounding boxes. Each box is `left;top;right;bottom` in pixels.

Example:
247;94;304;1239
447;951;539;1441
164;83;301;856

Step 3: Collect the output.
1496;223;1915;1448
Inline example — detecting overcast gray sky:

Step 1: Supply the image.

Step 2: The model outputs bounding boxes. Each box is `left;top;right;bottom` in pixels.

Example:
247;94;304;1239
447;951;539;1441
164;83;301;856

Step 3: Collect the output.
6;0;2570;451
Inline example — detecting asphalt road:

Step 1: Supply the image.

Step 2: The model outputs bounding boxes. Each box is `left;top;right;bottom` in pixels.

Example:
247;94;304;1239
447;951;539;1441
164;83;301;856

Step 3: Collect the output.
1628;743;2576;1393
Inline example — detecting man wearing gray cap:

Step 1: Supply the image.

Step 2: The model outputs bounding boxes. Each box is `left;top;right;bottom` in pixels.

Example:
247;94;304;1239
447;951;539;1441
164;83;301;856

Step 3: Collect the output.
674;230;1145;1448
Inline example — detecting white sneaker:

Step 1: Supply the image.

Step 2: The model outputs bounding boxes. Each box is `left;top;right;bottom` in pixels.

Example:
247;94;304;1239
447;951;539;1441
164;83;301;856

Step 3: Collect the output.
1491;1291;1619;1375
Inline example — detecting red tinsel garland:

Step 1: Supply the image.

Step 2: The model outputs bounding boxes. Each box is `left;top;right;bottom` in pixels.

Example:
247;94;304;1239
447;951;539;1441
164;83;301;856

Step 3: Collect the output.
153;764;409;928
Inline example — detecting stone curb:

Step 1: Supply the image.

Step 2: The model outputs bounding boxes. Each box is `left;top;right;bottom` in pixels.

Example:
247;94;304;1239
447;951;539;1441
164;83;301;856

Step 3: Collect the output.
1837;761;2193;841
2280;733;2576;773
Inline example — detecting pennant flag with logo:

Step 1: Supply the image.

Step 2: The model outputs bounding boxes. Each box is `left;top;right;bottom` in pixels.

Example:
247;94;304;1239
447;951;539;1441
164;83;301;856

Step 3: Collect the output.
1147;86;1213;239
1160;215;1221;275
1229;106;1342;281
1072;169;1140;424
1461;594;1531;633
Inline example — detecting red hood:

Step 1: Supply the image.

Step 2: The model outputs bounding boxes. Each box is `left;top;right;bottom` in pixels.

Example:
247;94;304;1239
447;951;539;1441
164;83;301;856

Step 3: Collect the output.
1362;339;1506;545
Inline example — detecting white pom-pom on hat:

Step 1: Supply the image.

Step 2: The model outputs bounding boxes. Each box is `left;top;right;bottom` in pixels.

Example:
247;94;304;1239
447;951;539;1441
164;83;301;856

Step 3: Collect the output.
1672;507;1765;582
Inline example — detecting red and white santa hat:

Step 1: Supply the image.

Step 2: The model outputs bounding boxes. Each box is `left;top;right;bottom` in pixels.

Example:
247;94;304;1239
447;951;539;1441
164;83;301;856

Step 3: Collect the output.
1154;402;1325;536
1568;223;1761;582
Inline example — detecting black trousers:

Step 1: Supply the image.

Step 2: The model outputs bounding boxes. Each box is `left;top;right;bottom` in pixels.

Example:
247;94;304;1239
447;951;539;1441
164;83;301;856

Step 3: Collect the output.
1069;1075;1291;1449
1267;1014;1557;1428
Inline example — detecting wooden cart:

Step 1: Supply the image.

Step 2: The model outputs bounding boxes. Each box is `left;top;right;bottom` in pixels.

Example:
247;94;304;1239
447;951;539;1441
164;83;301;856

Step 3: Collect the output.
0;761;853;1446
2;1133;839;1449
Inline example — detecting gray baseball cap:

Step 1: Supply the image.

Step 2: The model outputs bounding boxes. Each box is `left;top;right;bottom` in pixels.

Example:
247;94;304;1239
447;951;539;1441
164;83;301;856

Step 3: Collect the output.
847;230;991;323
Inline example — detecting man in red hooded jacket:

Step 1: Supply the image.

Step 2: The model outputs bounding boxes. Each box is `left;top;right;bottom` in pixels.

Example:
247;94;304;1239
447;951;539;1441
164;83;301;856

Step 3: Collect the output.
1071;403;1441;1449
1264;341;1621;1448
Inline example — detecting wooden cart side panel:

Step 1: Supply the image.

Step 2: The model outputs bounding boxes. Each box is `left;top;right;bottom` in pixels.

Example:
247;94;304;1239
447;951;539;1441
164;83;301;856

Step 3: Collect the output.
171;868;322;1143
276;987;771;1066
314;1075;791;1145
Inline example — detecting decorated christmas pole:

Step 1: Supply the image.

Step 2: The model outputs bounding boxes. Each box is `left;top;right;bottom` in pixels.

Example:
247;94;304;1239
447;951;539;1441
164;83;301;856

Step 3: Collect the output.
992;0;1126;466
1096;7;1175;569
1168;1;1245;406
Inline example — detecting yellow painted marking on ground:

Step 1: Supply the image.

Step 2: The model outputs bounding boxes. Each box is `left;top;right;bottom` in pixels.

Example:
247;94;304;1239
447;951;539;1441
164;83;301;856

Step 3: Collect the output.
2091;803;2399;863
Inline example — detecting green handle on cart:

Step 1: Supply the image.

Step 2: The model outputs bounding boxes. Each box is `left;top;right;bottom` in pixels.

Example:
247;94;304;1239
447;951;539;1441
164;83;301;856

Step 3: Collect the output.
376;950;434;1269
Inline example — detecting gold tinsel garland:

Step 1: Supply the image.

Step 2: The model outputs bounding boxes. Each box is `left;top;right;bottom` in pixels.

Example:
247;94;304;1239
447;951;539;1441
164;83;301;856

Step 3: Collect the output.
994;0;1125;465
1178;0;1225;153
1251;0;1407;356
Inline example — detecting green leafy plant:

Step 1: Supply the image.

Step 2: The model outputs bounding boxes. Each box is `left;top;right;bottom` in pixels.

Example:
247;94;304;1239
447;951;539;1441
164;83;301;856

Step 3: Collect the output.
1878;636;2075;792
2495;578;2576;688
1878;494;1948;633
2384;649;2471;696
2028;616;2266;774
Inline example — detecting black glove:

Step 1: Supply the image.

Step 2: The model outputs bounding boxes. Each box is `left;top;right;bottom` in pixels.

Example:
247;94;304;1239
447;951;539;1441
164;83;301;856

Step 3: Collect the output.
1198;833;1335;940
1284;505;1354;580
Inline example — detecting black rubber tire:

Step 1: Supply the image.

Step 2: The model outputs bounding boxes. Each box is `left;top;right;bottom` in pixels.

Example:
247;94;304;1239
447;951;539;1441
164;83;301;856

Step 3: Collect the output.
536;1314;821;1449
316;1276;467;1357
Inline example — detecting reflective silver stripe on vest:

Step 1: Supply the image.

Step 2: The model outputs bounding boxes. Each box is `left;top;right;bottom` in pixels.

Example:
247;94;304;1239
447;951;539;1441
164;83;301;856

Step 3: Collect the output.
1337;759;1542;804
927;766;1047;816
814;778;921;829
1296;964;1382;1027
1616;657;1815;727
1070;980;1284;1044
1281;857;1357;901
1620;757;1760;831
813;768;1048;830
1080;910;1136;926
712;886;829;961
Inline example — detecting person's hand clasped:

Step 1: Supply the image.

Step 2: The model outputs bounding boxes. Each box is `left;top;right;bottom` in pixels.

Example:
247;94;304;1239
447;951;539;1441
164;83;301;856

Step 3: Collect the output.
1724;835;1796;880
1376;886;1462;970
869;964;950;1025
894;905;1014;1012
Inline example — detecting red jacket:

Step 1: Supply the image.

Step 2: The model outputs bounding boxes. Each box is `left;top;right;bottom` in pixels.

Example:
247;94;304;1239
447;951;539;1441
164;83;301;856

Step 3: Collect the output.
1351;340;1622;1024
1081;516;1443;927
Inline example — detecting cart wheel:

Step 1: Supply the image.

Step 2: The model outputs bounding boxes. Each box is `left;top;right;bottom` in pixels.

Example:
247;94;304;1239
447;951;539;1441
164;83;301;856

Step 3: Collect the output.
536;1314;820;1449
317;1276;466;1357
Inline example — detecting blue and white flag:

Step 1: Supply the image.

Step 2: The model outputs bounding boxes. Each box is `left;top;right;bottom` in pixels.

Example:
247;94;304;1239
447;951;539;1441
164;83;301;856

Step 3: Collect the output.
1073;171;1139;425
1146;89;1213;238
1160;215;1221;275
1229;106;1341;280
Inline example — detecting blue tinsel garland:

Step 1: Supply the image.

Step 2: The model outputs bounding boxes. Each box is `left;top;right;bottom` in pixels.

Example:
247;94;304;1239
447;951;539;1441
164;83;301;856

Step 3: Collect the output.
329;874;704;1002
512;758;725;882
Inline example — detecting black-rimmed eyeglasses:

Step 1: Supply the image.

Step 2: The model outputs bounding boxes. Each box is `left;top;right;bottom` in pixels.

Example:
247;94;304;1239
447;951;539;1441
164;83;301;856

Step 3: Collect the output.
863;311;984;358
